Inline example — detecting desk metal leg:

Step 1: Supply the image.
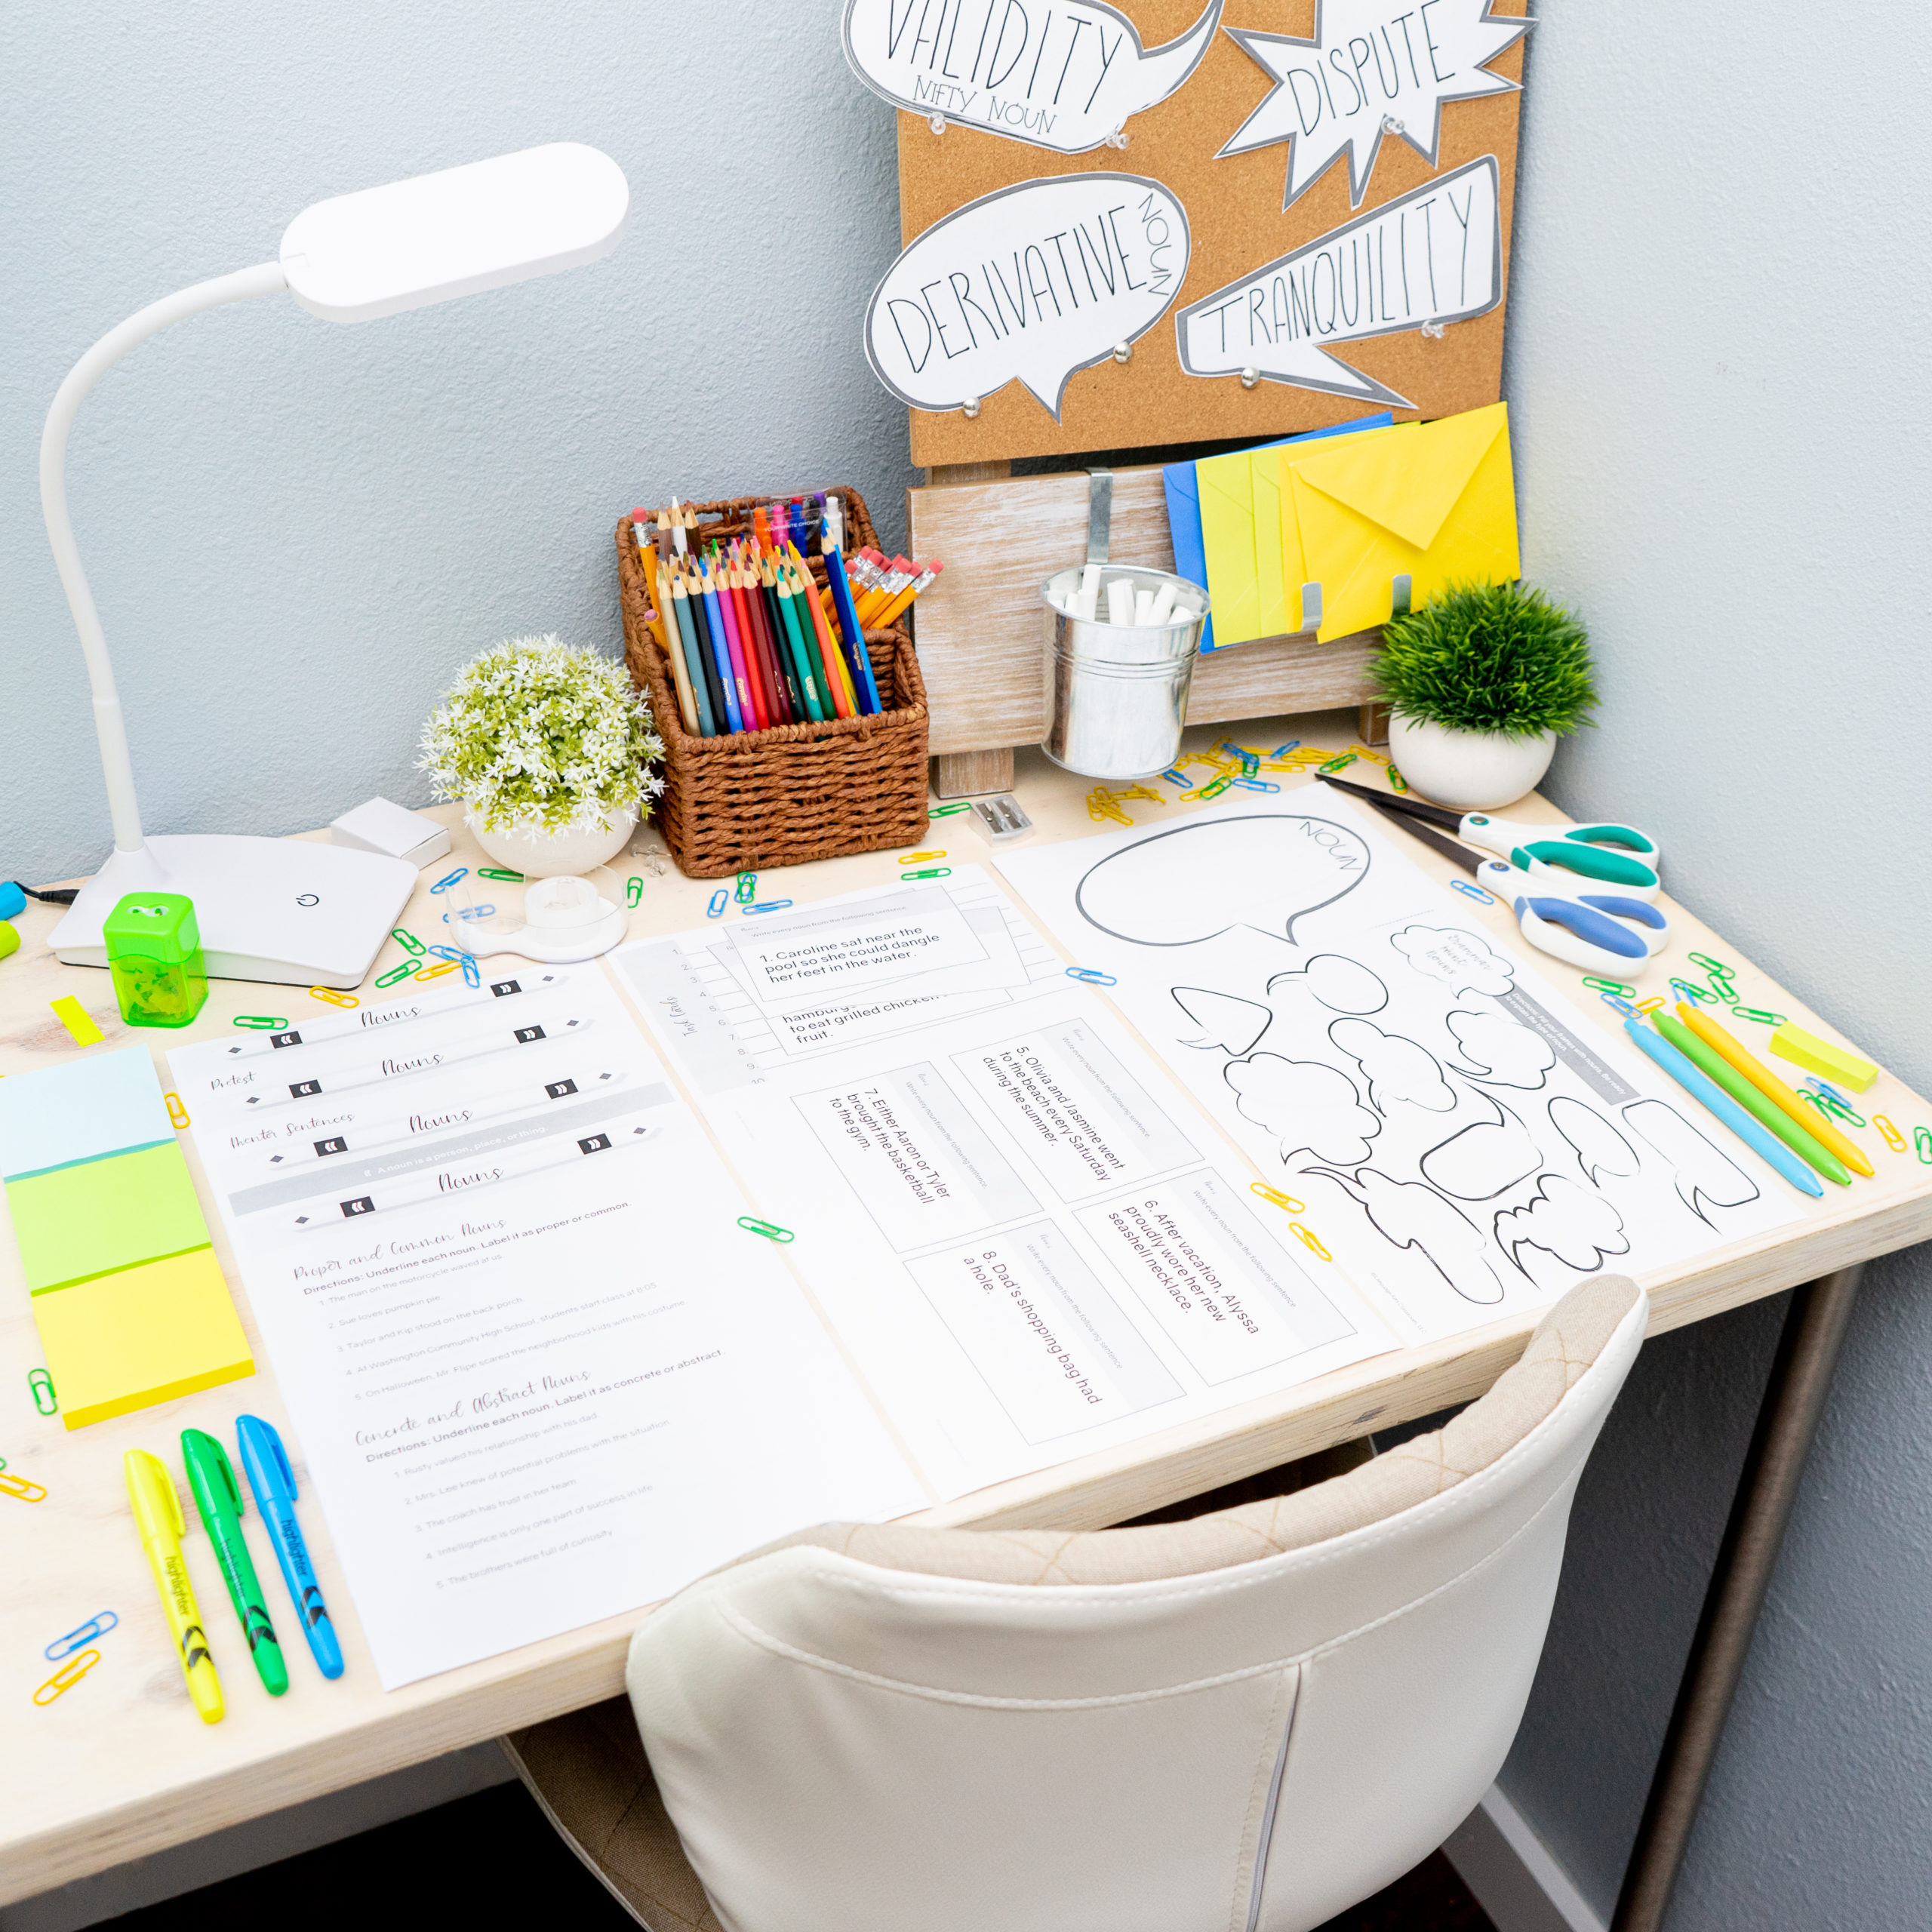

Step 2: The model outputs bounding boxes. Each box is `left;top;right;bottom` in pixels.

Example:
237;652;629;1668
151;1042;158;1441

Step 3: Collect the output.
1610;1264;1865;1932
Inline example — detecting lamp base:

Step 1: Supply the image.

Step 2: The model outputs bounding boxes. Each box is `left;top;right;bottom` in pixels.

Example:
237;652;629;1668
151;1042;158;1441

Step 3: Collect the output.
50;835;417;989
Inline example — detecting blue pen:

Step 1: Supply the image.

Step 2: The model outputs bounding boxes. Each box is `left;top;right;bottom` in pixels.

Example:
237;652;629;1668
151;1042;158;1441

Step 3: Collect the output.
235;1416;346;1678
823;547;883;714
1622;1019;1825;1198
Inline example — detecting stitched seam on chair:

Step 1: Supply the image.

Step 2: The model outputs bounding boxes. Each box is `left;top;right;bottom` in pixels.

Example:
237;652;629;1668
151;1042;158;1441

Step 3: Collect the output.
715;1599;1303;1709
499;1734;665;1930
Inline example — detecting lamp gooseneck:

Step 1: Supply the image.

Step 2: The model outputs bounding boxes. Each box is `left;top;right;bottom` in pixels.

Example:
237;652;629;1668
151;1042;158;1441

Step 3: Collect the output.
39;260;289;857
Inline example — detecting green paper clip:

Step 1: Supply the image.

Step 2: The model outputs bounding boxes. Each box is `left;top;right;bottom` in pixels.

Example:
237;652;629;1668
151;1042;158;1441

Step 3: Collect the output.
477;867;525;882
1731;1008;1787;1025
1601;992;1637;1015
374;961;417;988
903;868;951;880
392;928;426;955
929;802;973;818
1687;951;1733;977
233;1015;289;1030
1814;1093;1866;1127
1707;977;1740;1003
1388;768;1410;792
1916;1127;1932;1164
734;871;757;903
737;1217;795;1242
29;1369;57;1416
1669;978;1716;1005
1318;753;1358;773
626;876;644;908
1583;977;1637;998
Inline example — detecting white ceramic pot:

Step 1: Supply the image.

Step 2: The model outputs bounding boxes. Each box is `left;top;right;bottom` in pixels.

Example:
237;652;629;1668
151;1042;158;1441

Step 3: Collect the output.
1386;716;1558;812
464;803;637;878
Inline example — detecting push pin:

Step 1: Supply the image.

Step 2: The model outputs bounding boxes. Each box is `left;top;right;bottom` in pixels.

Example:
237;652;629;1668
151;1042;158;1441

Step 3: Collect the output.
1105;124;1129;148
961;395;981;418
928;112;946;134
1420;319;1447;340
1112;340;1132;364
1383;115;1406;134
1240;367;1261;389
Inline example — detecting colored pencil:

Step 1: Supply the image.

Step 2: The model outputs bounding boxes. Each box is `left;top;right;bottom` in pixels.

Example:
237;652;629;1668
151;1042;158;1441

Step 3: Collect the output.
792;552;854;718
1656;1011;1851;1185
773;566;826;721
655;564;699;734
669;574;717;738
684;564;731;735
694;565;743;734
709;558;761;730
824;545;883;713
737;547;792;725
759;558;805;720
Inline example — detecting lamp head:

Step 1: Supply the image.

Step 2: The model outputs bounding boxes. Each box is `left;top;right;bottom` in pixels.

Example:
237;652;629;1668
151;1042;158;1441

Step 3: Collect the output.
278;141;628;324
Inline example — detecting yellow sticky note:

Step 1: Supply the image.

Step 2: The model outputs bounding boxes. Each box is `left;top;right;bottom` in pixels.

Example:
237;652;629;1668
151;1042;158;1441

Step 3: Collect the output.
31;1250;254;1429
5;1142;211;1292
1769;1025;1878;1094
49;996;104;1046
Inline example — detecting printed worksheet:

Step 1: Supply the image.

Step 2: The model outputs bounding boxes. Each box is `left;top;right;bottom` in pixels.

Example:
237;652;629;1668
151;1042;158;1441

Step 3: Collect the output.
617;870;1395;1501
169;969;924;1688
995;792;1805;1344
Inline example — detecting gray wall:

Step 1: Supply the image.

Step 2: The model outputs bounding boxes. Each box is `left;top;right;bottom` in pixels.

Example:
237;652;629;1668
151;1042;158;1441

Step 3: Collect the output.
0;2;914;885
1501;1;1932;1923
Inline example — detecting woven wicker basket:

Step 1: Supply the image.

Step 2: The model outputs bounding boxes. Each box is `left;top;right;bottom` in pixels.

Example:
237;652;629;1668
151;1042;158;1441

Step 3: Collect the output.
616;487;929;879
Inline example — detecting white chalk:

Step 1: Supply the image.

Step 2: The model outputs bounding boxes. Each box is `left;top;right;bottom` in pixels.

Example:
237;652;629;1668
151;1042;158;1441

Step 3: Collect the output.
1079;564;1103;600
1134;589;1158;625
1149;581;1179;625
1106;577;1137;626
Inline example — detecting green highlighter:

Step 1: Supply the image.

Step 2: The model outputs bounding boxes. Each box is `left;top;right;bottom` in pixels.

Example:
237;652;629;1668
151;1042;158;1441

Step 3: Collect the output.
180;1428;289;1696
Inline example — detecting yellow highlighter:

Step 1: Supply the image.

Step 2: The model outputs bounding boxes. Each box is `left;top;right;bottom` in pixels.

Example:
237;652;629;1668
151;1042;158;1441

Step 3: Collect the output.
125;1449;224;1724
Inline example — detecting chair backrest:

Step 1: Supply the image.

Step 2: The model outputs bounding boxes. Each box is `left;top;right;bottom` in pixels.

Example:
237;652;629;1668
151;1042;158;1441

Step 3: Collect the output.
626;1274;1647;1932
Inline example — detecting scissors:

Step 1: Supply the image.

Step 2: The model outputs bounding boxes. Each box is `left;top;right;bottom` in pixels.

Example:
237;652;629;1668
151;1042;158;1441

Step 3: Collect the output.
1318;774;1663;899
1356;793;1669;976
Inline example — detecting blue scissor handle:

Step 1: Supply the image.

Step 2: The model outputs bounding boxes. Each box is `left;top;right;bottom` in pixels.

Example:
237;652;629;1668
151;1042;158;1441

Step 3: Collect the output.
1575;894;1668;931
1521;895;1650;961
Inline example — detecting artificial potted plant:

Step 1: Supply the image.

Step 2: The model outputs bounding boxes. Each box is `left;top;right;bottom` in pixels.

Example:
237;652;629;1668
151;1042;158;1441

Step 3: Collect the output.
1374;581;1597;811
420;635;665;876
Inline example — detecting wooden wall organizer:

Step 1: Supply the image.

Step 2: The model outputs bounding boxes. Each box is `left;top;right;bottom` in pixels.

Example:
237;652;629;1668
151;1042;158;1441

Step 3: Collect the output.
909;460;1383;797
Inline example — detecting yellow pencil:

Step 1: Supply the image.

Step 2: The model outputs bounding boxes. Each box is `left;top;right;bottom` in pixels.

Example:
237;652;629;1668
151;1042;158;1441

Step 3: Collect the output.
1675;1004;1875;1177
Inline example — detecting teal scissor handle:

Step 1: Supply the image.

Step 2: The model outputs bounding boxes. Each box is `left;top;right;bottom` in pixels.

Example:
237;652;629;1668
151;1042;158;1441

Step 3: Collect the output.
1562;822;1660;860
1509;840;1661;894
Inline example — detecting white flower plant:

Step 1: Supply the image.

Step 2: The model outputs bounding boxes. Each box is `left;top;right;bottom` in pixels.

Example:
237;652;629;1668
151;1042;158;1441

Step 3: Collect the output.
419;635;665;835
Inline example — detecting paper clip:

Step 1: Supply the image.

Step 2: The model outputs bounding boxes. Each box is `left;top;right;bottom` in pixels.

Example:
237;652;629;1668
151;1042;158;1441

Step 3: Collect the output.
1731;1008;1787;1025
429;867;469;894
1582;977;1636;998
460;955;481;988
46;1612;117;1661
1250;1182;1306;1214
734;871;758;903
737;1217;795;1243
903;868;952;880
374;961;417;987
165;1092;190;1128
233;1015;288;1031
743;900;795;915
447;904;494;923
929;801;974;818
309;987;359;1009
392;928;426;955
706;890;729;918
1635;996;1666;1013
898;851;946;865
1318;754;1358;774
1346;745;1391;765
1290;1223;1334;1261
1088;800;1134;826
1232;778;1281;792
1814;1093;1866;1127
1601;992;1637;1016
1451;879;1497;906
426;944;466;962
32;1651;100;1706
2;1468;49;1501
48;997;103;1046
414;959;461;980
1387;768;1410;792
1116;786;1164;805
1183;775;1234;801
1161;768;1191;787
1066;968;1118;986
1669;978;1716;1005
29;1368;56;1416
626;876;644;909
1872;1114;1906;1152
1687;951;1733;977
1706;977;1740;1003
1269;740;1302;757
1804;1078;1852;1106
477;867;524;882
1914;1126;1932;1164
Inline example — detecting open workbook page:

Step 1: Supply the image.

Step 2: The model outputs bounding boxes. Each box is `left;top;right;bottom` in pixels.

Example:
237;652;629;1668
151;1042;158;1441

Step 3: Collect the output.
614;868;1396;1504
168;969;925;1689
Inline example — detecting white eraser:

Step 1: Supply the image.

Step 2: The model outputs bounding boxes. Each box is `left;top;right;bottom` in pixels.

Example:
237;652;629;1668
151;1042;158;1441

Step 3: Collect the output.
331;797;452;868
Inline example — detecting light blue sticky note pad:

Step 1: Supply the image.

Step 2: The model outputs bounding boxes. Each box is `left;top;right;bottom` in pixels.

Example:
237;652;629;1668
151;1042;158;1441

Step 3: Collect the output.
0;1044;174;1182
1164;413;1394;653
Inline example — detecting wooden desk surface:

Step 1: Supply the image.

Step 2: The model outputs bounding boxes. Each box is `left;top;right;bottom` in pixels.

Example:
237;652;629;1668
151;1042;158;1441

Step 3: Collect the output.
6;712;1929;1905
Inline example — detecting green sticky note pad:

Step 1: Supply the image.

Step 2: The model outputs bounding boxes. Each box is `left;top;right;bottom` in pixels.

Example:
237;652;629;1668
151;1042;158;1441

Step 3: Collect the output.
5;1142;211;1293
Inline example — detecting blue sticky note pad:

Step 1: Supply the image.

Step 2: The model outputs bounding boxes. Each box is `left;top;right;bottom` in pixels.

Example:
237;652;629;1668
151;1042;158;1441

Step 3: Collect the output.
0;1044;174;1181
1165;414;1394;652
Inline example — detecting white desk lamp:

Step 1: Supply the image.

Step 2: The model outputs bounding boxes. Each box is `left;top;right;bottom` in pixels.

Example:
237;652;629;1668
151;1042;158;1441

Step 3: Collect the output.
43;143;629;987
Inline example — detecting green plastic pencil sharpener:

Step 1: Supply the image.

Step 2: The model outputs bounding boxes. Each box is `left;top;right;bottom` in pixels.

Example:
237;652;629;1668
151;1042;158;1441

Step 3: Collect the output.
103;892;209;1028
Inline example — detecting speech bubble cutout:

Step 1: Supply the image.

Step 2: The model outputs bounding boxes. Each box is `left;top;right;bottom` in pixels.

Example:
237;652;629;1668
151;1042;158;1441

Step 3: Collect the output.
1447;1008;1556;1090
1420;1103;1541;1200
1312;1166;1506;1304
1172;986;1272;1055
1226;1054;1379;1164
844;0;1223;153
1075;814;1369;947
1329;1017;1455;1112
1218;2;1529;210
1548;1096;1641;1187
1494;1176;1631;1275
1175;156;1500;405
1268;952;1388;1014
1390;921;1515;998
866;174;1190;419
1622;1098;1761;1226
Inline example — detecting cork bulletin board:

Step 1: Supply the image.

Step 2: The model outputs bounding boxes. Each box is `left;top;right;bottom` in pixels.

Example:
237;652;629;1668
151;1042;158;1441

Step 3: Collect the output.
864;0;1528;468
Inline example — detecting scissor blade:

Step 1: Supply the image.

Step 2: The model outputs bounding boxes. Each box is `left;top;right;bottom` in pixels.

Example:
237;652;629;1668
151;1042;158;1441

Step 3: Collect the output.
1317;772;1462;832
1363;795;1481;875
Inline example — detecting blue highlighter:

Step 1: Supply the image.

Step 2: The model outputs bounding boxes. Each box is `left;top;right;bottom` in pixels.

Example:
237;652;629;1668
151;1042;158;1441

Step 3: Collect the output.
235;1415;345;1679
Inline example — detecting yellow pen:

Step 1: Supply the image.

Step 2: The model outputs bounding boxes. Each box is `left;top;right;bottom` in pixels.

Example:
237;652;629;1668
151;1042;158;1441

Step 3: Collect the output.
125;1449;225;1724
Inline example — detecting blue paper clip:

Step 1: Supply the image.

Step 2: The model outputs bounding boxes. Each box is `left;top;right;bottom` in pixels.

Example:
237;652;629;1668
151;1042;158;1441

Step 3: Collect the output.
743;900;795;915
1668;977;1716;1005
429;867;469;894
1450;878;1497;906
460;955;480;987
734;871;757;904
1600;992;1637;1016
428;944;469;962
445;904;494;921
1269;740;1301;756
1804;1077;1853;1106
45;1611;117;1661
1066;967;1118;986
1231;777;1281;792
706;889;729;918
1161;768;1190;787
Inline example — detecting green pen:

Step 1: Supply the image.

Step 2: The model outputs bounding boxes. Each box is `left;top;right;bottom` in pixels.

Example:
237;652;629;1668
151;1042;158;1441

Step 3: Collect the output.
180;1428;289;1696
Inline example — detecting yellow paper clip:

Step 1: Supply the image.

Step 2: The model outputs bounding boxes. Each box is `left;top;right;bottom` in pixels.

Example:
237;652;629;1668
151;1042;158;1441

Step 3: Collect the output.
1250;1182;1306;1214
737;1216;795;1243
1088;801;1133;826
1346;745;1392;765
2;1468;49;1502
309;987;359;1009
1290;1223;1334;1261
1872;1114;1906;1152
414;959;462;981
165;1092;190;1128
1318;754;1358;774
1634;995;1666;1013
32;1650;100;1706
1388;768;1410;792
898;851;946;865
1115;785;1165;804
48;996;103;1046
1182;774;1234;801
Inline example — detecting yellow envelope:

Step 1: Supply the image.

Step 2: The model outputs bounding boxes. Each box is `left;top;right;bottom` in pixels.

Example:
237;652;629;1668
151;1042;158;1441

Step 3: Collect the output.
1197;444;1266;646
1279;422;1413;635
1287;403;1521;641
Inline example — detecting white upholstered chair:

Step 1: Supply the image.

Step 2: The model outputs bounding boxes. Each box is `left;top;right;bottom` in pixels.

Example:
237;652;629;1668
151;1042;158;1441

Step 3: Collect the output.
506;1273;1647;1932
